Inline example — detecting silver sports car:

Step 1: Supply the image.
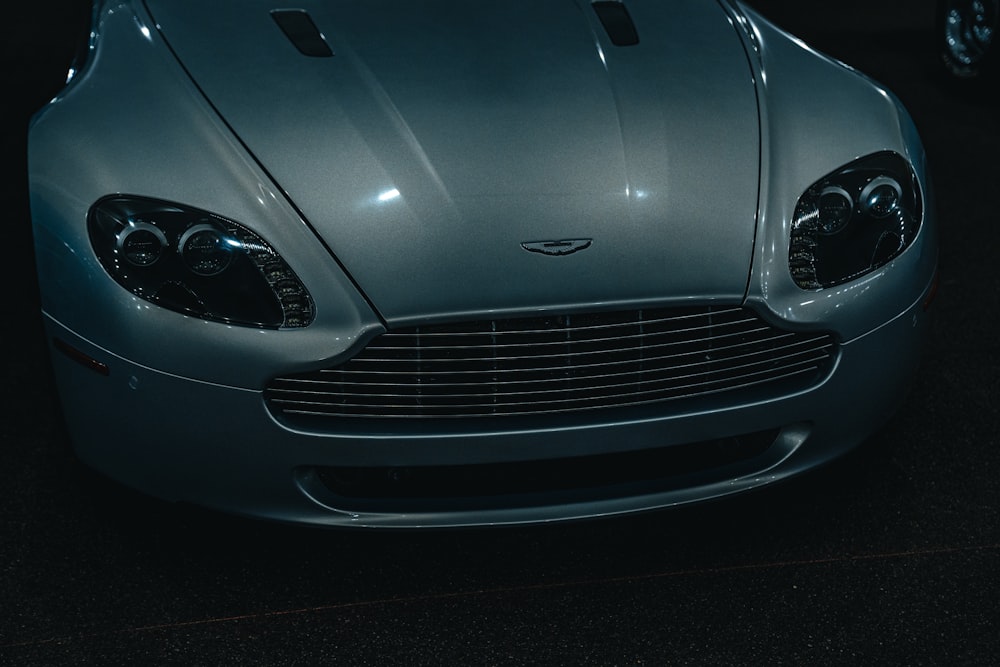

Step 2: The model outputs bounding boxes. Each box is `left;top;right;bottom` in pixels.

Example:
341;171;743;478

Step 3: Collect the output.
29;0;938;528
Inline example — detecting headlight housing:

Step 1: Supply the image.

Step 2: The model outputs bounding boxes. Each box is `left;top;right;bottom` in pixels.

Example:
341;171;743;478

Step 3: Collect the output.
789;151;922;289
88;196;315;328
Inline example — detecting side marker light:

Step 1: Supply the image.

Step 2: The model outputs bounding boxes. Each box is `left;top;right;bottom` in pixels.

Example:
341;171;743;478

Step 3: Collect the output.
53;338;110;376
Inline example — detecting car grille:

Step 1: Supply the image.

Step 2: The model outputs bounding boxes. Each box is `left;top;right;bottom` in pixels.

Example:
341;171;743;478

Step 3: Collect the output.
264;306;836;419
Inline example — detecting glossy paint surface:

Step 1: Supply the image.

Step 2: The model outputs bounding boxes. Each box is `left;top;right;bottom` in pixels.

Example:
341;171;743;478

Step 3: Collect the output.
144;0;762;322
27;0;938;527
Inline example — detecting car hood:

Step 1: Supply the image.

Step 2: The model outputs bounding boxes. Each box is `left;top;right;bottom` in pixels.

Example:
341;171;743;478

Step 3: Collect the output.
144;0;760;323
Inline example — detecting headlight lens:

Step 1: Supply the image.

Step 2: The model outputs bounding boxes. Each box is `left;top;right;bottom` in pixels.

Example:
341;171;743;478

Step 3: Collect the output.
789;151;922;289
89;196;315;328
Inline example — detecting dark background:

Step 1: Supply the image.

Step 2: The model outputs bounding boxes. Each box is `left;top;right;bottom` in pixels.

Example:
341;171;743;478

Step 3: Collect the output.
3;1;998;664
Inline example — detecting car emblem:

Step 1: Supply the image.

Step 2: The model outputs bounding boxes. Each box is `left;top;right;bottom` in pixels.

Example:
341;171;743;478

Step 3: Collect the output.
520;239;593;256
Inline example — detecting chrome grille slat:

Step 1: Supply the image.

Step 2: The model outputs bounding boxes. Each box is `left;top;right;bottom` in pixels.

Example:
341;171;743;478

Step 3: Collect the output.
270;351;826;400
365;319;759;351
352;326;774;358
270;367;822;419
270;346;829;394
336;330;817;369
274;334;829;384
269;360;826;409
264;306;837;419
372;308;749;340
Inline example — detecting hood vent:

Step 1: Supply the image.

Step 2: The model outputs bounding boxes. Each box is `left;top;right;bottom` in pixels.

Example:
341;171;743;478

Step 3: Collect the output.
592;1;640;46
271;9;333;57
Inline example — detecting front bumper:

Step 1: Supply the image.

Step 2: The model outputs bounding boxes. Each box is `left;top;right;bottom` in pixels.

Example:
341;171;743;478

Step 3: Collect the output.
42;276;933;529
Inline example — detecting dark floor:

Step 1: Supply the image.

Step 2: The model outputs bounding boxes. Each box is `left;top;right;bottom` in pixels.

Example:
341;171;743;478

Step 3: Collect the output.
3;1;998;664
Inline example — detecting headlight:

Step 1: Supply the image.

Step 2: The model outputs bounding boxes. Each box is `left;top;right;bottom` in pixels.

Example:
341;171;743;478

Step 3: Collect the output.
788;151;921;289
88;196;315;328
